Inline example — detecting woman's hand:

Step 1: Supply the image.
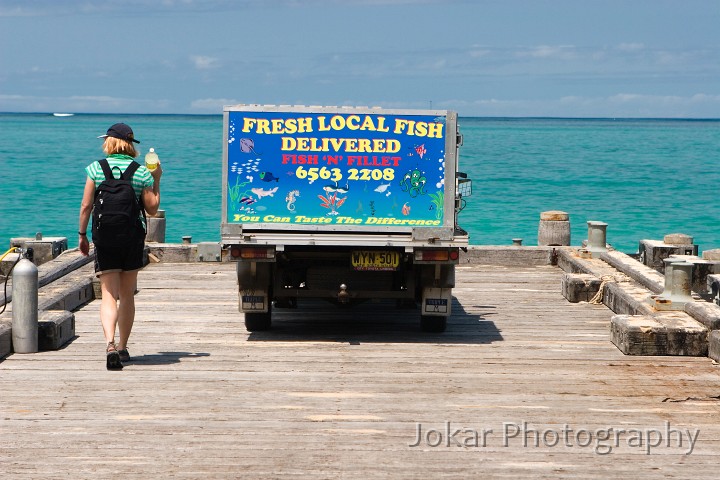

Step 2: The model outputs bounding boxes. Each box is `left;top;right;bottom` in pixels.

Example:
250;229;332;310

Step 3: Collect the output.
150;162;163;181
79;234;90;256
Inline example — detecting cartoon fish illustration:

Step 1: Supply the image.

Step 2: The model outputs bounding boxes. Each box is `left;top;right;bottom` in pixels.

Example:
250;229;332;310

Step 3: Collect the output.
374;183;391;193
259;171;279;182
240;196;256;205
336;183;350;194
402;202;411;215
251;186;279;198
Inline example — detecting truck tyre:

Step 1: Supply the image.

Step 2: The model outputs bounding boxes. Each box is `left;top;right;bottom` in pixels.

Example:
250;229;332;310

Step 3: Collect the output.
245;310;272;331
421;315;447;333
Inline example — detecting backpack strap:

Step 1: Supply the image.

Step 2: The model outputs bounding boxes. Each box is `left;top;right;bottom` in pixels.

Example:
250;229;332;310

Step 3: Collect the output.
121;161;141;181
98;159;115;180
121;161;148;231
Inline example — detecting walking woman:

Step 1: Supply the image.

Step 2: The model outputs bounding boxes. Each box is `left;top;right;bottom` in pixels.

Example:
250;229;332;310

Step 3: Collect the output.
78;123;162;370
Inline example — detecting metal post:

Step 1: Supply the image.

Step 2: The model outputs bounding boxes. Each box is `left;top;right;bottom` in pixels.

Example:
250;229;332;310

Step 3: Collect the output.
12;257;38;353
668;262;694;304
587;221;608;255
661;257;681;298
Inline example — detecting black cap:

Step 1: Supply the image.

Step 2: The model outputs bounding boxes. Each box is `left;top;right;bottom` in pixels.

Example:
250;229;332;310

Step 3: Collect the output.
98;123;140;143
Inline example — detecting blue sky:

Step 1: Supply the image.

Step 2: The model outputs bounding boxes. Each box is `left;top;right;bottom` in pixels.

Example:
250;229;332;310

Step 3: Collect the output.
1;0;718;117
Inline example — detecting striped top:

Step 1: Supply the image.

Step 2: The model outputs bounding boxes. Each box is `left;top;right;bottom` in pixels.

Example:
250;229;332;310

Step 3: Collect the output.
85;154;154;196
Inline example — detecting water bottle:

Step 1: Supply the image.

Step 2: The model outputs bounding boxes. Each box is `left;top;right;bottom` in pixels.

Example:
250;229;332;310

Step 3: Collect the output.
145;147;159;171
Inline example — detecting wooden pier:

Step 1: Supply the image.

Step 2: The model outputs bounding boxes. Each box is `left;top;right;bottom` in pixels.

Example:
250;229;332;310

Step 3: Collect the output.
1;254;719;478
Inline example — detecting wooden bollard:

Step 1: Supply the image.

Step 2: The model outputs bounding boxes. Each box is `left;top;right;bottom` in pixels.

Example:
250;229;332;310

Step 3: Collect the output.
538;211;570;246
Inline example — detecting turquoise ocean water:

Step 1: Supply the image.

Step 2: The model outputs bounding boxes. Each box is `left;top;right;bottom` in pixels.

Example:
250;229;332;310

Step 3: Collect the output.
1;113;718;254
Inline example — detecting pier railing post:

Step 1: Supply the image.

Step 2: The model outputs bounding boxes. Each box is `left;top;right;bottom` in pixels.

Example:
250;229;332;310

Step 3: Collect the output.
661;257;681;298
146;209;166;243
587;221;608;256
668;261;694;304
538;211;570;246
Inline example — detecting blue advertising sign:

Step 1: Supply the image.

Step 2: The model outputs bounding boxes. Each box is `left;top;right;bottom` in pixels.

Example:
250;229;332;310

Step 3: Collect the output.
226;111;448;229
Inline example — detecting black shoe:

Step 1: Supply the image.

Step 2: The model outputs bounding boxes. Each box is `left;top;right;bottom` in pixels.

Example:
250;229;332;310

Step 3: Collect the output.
106;344;123;370
118;348;130;362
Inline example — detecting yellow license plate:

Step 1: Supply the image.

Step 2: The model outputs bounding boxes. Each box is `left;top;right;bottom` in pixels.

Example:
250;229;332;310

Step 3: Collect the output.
351;250;401;271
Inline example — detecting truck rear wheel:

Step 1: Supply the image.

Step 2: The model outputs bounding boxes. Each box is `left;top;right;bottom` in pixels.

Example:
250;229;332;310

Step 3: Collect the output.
420;315;447;333
245;309;272;332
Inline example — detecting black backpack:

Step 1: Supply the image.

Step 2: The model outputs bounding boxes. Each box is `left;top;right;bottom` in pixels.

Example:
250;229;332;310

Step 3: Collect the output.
91;159;146;248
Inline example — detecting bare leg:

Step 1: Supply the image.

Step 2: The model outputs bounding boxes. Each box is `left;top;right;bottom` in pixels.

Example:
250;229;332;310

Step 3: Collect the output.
117;270;139;351
99;272;121;345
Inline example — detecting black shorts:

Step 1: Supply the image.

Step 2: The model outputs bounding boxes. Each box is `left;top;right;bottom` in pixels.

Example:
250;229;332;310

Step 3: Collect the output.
94;241;145;276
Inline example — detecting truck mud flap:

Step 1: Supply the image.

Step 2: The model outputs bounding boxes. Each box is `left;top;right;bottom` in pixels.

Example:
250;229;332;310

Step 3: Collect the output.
421;287;452;316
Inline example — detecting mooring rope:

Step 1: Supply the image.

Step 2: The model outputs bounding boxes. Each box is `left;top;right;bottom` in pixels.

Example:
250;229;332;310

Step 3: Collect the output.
589;273;630;305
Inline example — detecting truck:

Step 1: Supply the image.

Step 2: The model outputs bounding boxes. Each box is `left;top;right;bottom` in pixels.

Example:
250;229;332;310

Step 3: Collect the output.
221;105;472;332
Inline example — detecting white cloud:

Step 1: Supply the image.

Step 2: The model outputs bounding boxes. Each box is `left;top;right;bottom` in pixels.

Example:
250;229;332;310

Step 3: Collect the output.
517;45;577;60
0;94;172;113
617;43;645;52
190;98;242;111
190;55;220;70
468;46;491;58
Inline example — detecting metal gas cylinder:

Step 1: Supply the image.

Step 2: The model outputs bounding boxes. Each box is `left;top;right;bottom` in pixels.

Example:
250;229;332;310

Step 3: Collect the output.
12;257;38;353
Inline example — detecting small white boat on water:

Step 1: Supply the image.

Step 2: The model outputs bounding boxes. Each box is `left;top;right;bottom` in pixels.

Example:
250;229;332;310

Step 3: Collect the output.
53;113;74;117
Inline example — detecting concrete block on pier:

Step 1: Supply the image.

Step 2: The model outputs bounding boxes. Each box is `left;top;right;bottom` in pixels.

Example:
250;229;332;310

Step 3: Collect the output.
703;249;720;261
611;314;708;356
38;311;75;351
39;267;95;312
0;322;10;360
146;243;197;263
10;236;68;266
663;233;694;245
684;301;720;331
561;273;601;303
0;311;76;356
639;239;698;273
0;252;21;279
709;331;720;363
461;246;557;266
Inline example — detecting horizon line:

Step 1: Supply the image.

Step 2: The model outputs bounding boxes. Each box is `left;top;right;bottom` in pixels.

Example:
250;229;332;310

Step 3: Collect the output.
1;111;719;121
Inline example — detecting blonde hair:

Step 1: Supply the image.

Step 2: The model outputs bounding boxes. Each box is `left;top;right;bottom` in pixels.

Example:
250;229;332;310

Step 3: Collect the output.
102;137;138;158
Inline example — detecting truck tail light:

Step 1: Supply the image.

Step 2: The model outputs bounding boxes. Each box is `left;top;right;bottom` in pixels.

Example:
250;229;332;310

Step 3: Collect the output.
415;249;458;262
230;246;275;259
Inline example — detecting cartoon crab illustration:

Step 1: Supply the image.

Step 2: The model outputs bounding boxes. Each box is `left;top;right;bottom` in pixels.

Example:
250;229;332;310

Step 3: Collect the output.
400;168;427;197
